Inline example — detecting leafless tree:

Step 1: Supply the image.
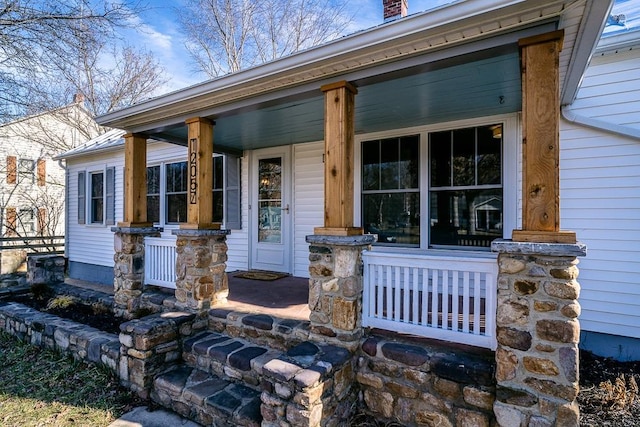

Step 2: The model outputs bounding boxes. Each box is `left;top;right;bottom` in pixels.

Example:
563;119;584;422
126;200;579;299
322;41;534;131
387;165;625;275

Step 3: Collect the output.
0;1;142;118
0;0;167;154
180;0;351;78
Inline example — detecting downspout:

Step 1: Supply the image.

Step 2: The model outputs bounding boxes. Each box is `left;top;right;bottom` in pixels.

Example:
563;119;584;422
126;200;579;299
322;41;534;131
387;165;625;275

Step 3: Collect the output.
561;106;640;140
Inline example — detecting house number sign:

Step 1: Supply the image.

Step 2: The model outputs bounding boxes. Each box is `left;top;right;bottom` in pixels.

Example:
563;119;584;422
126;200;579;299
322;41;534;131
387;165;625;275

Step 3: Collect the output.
189;138;198;204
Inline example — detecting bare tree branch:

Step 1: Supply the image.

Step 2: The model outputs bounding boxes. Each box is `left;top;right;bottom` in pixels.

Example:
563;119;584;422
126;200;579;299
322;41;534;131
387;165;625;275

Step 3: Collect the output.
180;0;351;78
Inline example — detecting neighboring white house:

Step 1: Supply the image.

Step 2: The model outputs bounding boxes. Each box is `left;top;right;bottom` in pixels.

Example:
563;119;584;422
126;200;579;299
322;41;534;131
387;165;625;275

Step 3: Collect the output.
57;0;640;360
0;100;100;273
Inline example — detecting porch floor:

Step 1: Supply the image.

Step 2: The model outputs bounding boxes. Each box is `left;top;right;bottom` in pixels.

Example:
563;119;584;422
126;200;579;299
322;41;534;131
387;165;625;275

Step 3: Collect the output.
65;273;311;321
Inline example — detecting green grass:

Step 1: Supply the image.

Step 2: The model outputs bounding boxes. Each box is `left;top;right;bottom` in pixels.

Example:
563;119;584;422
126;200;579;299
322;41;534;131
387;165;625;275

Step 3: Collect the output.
0;332;143;427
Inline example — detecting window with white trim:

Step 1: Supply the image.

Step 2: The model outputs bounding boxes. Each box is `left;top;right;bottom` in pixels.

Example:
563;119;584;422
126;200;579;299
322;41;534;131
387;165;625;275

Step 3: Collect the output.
146;154;238;227
77;167;115;226
18;208;35;233
90;171;104;224
18;158;34;184
360;122;504;249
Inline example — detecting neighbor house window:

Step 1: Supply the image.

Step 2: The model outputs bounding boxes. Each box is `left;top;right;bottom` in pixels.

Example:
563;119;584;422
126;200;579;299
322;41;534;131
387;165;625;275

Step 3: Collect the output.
361;135;420;245
18;158;34;184
165;161;188;223
360;123;503;249
18;208;35;233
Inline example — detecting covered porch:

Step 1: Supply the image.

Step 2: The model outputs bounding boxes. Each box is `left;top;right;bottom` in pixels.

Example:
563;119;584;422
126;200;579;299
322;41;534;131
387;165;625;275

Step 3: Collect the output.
96;1;609;425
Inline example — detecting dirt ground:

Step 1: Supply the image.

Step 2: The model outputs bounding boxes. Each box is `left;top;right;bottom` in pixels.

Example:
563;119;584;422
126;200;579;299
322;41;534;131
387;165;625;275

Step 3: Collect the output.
579;350;640;426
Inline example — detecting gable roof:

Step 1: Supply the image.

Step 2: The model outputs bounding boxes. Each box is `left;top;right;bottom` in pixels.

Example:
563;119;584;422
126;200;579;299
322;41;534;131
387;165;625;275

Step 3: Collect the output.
55;128;125;160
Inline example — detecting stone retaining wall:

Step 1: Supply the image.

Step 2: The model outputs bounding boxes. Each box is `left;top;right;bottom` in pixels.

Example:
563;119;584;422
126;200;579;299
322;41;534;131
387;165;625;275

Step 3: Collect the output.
27;254;65;285
118;311;207;398
0;301;120;371
357;335;496;426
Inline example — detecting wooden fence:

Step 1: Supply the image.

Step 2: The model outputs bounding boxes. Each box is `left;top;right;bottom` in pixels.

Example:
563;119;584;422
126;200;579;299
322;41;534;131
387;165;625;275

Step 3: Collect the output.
0;235;65;254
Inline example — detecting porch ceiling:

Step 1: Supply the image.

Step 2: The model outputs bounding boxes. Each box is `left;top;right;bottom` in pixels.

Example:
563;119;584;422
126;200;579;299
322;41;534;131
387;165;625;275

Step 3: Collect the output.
148;47;522;153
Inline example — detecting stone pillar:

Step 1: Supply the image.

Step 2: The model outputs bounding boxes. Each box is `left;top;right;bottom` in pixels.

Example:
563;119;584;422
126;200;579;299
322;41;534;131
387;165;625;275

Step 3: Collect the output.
492;240;587;427
305;234;375;350
112;227;161;319
173;229;230;312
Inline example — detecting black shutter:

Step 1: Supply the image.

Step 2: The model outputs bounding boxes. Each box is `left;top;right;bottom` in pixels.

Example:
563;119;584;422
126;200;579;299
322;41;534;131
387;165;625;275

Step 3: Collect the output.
225;155;241;230
105;167;115;225
77;171;86;224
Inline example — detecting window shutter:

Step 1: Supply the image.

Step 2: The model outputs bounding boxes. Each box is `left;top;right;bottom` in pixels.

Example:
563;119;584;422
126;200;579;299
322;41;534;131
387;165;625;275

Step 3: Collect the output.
37;208;46;235
6;207;16;235
37;159;46;186
105;167;115;225
78;171;86;224
6;156;16;184
225;155;241;230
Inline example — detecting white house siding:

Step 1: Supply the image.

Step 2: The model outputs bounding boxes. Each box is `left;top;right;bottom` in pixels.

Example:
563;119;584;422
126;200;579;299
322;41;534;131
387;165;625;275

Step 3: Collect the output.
568;49;640;129
293;142;324;278
561;123;640;338
560;47;640;350
66;151;124;269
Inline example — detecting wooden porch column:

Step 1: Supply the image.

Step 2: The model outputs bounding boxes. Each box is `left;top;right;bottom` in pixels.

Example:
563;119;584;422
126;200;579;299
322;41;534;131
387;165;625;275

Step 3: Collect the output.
513;30;576;244
119;133;150;227
182;117;219;230
315;80;362;236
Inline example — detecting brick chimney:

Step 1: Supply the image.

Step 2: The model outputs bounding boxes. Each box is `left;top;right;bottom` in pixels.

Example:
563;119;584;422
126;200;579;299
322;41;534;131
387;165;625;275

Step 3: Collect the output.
383;0;408;22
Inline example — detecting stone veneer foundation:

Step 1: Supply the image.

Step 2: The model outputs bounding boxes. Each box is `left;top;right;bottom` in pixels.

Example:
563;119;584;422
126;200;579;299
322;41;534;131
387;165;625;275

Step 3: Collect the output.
112;227;161;318
173;229;230;312
492;239;587;427
305;234;375;350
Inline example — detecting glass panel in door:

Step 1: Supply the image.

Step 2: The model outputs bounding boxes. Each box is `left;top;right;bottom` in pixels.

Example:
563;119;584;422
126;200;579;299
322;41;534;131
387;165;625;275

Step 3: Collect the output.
258;157;282;243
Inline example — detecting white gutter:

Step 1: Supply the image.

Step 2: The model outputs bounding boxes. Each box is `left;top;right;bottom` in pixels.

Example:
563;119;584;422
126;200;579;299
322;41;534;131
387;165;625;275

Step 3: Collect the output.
560;0;614;106
561;107;640;140
96;0;530;126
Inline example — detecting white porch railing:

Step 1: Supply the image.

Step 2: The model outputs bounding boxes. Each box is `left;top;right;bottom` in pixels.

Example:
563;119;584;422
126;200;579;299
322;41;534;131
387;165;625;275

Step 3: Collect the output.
144;237;177;289
362;251;498;349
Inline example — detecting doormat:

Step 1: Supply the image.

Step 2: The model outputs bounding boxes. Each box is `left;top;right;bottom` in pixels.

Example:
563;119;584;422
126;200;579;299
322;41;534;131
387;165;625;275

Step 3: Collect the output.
234;271;288;281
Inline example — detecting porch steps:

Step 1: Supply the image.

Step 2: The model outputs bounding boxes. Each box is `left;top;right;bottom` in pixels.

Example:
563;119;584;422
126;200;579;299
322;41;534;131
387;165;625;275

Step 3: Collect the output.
208;308;311;351
182;330;280;387
152;364;262;427
151;328;357;426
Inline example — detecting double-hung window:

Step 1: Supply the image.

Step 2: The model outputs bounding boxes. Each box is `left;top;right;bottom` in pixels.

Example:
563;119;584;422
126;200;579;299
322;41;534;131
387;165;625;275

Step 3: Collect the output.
429;125;502;247
147;165;161;223
362;135;420;245
165;161;188;224
361;121;505;249
77;167;115;225
90;172;104;224
146;154;237;226
18;159;34;184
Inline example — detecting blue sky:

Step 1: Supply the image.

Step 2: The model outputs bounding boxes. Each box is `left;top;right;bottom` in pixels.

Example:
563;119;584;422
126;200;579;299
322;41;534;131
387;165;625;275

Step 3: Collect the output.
125;0;457;92
125;0;638;93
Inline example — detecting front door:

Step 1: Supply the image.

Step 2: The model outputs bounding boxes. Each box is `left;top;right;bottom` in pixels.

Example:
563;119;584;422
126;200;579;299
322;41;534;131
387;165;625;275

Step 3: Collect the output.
250;147;291;273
